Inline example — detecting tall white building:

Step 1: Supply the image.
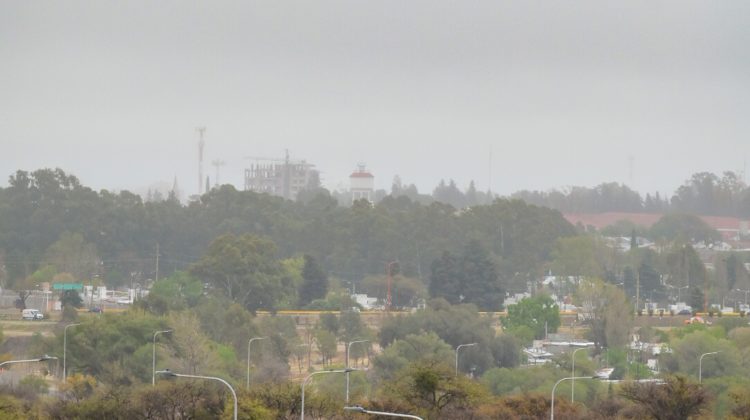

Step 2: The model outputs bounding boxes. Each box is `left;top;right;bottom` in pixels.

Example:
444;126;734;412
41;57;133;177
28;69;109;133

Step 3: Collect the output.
243;153;318;200
349;164;374;203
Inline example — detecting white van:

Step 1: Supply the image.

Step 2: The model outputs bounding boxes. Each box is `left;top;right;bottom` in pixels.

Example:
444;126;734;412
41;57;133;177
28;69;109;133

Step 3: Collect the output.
21;309;44;320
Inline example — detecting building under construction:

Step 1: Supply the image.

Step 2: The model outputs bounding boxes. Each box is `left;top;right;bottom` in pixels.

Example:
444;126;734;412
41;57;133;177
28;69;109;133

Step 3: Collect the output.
243;152;319;200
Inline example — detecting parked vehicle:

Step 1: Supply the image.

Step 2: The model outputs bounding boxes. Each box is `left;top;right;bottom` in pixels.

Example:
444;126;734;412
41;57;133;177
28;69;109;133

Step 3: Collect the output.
21;309;44;320
684;316;711;325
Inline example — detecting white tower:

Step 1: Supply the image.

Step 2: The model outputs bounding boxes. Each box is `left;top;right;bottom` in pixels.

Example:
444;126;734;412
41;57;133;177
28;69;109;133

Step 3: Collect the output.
349;163;375;203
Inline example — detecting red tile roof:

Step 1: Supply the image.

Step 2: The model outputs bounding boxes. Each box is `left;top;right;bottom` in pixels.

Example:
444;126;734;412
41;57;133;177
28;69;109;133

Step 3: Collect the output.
563;212;747;231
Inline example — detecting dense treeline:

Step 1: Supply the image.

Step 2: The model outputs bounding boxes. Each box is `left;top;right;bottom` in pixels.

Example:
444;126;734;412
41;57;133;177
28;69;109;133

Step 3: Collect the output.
0;169;576;299
512;171;750;217
5;295;750;419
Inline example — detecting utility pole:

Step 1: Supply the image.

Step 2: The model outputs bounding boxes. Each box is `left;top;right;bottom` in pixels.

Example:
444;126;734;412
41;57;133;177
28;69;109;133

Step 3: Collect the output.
282;149;291;200
155;243;160;282
386;262;398;312
636;270;640;313
488;145;493;198
197;127;206;195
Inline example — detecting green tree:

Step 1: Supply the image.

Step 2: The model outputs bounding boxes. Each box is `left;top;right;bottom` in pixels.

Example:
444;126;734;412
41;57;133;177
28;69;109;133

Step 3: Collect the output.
502;295;560;340
489;334;521;368
314;329;337;366
147;271;203;312
382;359;487;418
61;290;83;308
43;232;100;281
378;300;496;375
298;255;328;307
429;251;461;304
169;311;220;375
551;236;604;278
650;213;721;244
576;278;632;348
361;274;426;309
620;375;710;420
663;244;707;293
373;332;454;381
191;234;289;314
689;285;704;312
459;240;504;310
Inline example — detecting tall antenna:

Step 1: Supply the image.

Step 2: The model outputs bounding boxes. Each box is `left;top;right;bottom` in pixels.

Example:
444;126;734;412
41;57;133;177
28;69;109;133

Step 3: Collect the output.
488;145;493;199
628;155;634;185
197;127;206;195
212;160;226;187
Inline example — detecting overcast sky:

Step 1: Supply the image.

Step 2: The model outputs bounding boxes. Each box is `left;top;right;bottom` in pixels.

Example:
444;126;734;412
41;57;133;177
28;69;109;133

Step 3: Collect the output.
2;1;748;198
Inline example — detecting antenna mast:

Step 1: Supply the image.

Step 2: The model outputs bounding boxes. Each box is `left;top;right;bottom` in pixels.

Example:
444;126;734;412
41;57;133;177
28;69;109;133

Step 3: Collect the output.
197;127;206;194
212;160;226;187
628;155;634;185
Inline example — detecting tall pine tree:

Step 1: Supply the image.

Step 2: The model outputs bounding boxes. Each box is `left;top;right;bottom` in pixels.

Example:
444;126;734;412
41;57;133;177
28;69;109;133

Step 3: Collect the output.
460;239;505;310
299;255;328;306
429;251;461;304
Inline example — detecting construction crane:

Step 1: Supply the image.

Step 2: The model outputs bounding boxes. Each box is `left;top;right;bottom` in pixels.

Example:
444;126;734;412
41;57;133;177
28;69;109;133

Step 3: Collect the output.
244;149;295;165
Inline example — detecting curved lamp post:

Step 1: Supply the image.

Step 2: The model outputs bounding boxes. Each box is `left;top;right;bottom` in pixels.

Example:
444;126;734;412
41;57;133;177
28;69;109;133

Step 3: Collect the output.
0;355;58;369
345;405;423;419
551;376;593;420
246;336;267;389
156;369;238;420
152;330;172;386
570;347;588;403
455;343;477;377
699;351;720;384
301;368;356;420
346;339;369;403
63;322;81;381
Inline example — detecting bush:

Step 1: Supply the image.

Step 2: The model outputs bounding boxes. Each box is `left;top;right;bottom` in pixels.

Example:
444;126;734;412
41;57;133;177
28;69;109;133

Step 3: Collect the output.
62;304;78;322
18;375;48;394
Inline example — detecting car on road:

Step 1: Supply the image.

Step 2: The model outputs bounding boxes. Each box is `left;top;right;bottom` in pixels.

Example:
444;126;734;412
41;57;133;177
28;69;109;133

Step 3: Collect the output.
21;309;44;320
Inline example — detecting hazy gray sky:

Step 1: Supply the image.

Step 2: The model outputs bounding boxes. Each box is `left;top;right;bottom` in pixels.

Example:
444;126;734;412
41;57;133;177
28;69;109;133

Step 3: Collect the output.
2;1;749;197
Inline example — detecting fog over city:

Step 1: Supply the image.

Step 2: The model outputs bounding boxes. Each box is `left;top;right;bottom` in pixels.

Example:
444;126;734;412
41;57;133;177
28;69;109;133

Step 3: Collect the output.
2;1;749;196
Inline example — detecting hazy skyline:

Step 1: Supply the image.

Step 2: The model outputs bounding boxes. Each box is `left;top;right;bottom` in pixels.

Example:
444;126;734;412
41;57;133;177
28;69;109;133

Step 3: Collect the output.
2;1;748;198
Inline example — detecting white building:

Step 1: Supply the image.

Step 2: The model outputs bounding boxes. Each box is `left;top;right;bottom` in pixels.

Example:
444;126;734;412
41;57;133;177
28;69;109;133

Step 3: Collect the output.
349;164;374;203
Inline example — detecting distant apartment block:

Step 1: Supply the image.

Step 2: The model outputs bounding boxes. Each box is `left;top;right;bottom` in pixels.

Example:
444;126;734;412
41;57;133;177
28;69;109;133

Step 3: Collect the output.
350;164;374;203
243;154;318;200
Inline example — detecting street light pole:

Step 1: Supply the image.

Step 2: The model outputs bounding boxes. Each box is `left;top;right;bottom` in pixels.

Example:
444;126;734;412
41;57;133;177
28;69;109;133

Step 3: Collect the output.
571;347;587;402
699;351;720;384
156;370;237;420
344;406;423;419
0;355;58;369
386;262;398;312
455;343;477;377
246;336;267;389
346;340;369;403
551;376;593;420
63;322;81;381
301;368;355;420
152;329;172;386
